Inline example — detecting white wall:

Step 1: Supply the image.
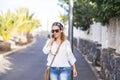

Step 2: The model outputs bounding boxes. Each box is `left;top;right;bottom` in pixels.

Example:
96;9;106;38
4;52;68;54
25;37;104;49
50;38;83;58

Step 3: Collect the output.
74;23;108;48
101;26;108;48
90;23;102;43
73;19;120;52
107;18;117;48
115;19;120;53
74;27;90;40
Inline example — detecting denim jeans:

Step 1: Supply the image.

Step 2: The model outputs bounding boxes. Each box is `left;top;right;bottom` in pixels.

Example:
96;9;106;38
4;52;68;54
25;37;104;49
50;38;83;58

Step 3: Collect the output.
50;67;71;80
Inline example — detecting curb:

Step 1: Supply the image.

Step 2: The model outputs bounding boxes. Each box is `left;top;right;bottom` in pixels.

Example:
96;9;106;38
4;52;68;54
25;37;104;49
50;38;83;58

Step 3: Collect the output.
0;39;36;57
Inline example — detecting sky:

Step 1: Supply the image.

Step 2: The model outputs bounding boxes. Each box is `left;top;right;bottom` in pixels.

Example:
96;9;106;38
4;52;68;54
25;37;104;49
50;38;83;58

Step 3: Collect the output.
0;0;65;31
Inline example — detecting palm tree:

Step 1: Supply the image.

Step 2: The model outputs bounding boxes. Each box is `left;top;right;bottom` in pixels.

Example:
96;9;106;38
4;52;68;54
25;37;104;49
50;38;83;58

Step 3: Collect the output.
0;8;41;51
15;8;40;44
0;11;16;51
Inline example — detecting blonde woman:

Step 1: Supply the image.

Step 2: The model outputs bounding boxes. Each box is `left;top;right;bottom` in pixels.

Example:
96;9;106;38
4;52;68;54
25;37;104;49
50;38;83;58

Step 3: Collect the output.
43;22;77;80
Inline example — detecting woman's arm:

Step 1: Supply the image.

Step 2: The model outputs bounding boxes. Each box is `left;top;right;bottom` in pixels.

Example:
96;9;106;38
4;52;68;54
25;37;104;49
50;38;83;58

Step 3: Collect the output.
66;40;77;77
42;39;51;54
73;63;77;77
42;37;55;54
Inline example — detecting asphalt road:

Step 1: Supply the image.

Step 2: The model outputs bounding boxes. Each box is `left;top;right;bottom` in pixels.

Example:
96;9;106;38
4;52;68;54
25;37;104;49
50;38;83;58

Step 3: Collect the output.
0;36;47;80
0;36;98;80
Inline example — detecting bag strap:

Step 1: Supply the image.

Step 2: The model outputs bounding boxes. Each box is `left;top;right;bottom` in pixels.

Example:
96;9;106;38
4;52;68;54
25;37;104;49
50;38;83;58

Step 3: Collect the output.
49;42;61;67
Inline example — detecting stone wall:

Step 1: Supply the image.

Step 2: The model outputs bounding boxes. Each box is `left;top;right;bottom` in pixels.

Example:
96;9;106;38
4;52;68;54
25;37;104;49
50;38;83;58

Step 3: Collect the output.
100;48;120;80
74;38;101;66
74;38;120;80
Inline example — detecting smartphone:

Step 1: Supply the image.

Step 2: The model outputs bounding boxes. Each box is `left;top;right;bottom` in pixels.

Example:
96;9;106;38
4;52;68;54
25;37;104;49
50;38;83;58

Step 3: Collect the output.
52;34;54;38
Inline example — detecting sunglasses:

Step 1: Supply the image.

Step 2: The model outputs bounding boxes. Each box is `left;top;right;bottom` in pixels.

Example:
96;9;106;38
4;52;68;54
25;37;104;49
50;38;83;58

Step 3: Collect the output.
51;29;60;33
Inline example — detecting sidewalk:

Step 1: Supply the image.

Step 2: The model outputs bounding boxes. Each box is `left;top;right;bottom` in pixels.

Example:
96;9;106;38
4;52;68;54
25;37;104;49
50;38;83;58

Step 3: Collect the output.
73;47;98;80
0;36;99;80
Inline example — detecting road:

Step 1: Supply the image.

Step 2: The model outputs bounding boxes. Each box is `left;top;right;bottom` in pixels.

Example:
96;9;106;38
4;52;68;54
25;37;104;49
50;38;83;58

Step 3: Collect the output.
0;36;98;80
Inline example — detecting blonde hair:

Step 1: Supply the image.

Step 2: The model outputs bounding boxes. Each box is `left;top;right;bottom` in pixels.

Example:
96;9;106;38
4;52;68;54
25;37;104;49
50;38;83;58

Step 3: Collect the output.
61;30;67;43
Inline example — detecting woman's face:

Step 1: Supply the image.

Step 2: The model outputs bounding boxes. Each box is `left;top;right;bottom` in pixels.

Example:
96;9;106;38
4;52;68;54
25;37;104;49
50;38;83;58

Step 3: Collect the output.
51;26;62;38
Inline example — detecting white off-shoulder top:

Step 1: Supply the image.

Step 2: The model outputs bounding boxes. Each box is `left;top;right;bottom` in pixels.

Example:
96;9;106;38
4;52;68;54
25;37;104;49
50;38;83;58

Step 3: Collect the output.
43;39;76;67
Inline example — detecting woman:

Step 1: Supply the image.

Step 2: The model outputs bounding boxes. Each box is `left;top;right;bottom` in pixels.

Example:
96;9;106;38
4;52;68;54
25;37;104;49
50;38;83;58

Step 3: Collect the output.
43;22;77;80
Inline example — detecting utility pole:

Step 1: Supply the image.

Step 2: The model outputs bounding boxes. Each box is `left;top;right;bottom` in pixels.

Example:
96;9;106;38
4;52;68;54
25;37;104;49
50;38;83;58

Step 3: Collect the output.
68;0;73;51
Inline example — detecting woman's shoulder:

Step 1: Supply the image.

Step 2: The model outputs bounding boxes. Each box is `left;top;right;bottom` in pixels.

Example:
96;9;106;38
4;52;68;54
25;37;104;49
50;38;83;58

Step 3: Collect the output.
46;39;50;43
63;39;70;45
47;39;50;41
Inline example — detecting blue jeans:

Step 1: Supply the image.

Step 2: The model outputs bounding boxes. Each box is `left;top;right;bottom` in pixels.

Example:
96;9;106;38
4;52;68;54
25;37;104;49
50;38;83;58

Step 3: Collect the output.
50;67;71;80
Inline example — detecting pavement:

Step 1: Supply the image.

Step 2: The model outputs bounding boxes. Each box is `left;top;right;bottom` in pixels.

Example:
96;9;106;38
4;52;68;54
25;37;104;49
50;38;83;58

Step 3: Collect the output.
0;35;99;80
0;38;35;75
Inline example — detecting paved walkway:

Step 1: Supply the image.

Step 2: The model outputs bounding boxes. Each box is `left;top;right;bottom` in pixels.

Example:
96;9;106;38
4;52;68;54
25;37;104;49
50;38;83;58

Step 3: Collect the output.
73;46;98;80
0;36;98;80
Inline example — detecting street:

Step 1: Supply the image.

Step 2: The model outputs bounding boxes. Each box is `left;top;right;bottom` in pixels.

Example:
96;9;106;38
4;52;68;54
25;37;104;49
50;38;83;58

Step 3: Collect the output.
0;36;98;80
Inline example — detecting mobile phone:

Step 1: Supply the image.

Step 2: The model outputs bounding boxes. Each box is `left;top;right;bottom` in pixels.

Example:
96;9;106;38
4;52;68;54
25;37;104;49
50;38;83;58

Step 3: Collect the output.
52;34;54;38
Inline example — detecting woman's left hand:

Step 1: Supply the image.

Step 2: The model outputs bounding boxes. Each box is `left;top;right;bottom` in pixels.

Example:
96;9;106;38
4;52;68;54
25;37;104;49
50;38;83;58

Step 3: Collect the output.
72;63;77;77
73;69;77;77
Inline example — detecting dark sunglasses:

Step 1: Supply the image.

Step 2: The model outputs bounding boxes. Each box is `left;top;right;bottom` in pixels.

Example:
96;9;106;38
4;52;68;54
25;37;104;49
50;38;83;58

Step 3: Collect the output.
51;29;60;33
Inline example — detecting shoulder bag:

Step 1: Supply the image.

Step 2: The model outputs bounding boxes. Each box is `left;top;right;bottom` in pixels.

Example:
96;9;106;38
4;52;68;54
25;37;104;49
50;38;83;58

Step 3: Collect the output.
45;43;61;80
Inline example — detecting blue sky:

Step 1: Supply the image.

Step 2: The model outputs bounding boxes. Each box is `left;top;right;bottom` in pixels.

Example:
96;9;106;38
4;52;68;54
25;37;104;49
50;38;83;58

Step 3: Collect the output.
0;0;64;31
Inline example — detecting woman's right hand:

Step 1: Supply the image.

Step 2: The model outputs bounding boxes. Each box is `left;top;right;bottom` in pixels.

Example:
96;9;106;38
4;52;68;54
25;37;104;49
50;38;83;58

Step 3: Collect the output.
50;33;55;41
47;34;55;46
